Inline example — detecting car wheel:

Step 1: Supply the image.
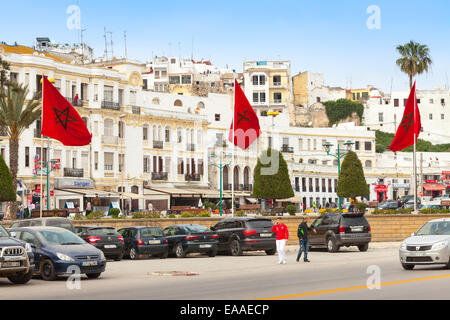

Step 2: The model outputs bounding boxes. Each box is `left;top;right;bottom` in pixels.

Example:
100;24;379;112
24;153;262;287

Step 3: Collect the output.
265;249;276;256
208;247;218;257
114;253;123;261
175;243;186;258
40;259;57;281
86;273;102;279
327;237;339;253
358;244;369;252
230;239;242;256
129;247;139;260
402;263;415;270
7;269;33;284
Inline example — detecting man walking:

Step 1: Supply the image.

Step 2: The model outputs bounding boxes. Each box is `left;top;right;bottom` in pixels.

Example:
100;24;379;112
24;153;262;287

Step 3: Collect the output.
272;218;289;264
296;216;316;263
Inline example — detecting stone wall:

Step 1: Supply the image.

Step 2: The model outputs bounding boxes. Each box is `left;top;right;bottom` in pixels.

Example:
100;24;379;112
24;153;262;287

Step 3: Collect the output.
3;214;446;245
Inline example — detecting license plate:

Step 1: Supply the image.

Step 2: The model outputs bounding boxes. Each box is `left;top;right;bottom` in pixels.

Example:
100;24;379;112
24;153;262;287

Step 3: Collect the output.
149;240;160;244
412;252;426;257
350;227;363;232
260;233;273;237
82;261;98;267
3;262;20;268
200;244;211;248
104;245;116;249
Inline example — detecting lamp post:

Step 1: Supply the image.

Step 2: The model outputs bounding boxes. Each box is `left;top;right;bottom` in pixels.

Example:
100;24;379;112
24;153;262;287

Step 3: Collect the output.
210;152;232;216
323;140;354;210
267;111;279;148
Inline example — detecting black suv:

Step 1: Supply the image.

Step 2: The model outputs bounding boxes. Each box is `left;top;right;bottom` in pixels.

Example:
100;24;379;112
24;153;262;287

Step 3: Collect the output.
211;218;276;256
309;213;371;252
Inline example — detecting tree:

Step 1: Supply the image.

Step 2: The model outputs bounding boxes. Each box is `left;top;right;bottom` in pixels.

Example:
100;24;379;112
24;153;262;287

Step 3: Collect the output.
336;151;369;202
396;41;432;90
0;155;15;202
0;83;41;218
252;148;294;205
0;56;10;97
323;99;364;127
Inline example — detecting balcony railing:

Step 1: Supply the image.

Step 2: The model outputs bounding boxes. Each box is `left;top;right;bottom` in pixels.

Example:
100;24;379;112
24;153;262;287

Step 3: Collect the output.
224;184;232;191
244;184;253;191
187;144;196;152
104;164;113;171
101;101;121;111
152;172;168;181
65;97;83;107
64;168;84;178
185;173;201;182
131;106;141;115
102;135;119;145
273;99;282;104
153;141;164;149
281;145;294;153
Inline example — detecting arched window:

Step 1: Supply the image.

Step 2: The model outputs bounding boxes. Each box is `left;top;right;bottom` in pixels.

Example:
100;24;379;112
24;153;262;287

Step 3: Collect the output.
165;126;171;143
365;160;372;168
197;102;205;109
152;97;160;105
244;167;250;188
131;186;139;194
223;166;230;190
174;99;183;107
143;124;149;141
233;166;240;190
177;127;183;143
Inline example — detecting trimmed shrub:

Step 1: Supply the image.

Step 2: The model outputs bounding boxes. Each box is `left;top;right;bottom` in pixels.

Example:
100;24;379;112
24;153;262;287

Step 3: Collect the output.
357;202;368;213
235;210;245;217
87;211;105;220
286;205;297;216
110;208;120;218
73;213;86;220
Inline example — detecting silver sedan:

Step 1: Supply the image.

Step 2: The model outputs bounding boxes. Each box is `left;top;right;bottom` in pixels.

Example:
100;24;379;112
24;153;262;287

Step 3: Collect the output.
399;218;450;270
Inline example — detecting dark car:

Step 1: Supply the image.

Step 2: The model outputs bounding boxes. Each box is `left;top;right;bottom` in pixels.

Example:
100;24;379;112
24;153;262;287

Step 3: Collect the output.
9;227;106;281
75;226;125;261
211;218;276;256
377;200;399;210
308;213;372;252
0;225;35;284
163;224;219;258
118;226;169;260
10;218;75;233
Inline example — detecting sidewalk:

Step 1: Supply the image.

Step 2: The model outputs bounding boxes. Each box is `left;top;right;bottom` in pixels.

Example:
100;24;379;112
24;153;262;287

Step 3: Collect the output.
284;242;401;253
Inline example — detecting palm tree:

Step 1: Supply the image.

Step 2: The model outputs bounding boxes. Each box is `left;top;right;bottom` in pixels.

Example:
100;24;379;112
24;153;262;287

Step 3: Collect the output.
0;57;10;97
396;41;432;90
0;83;41;218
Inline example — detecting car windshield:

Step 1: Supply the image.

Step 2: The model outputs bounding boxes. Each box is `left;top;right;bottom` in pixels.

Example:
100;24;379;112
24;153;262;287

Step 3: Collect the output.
37;229;85;245
417;221;450;236
0;225;9;237
88;228;118;236
184;225;209;233
140;228;163;237
46;220;74;231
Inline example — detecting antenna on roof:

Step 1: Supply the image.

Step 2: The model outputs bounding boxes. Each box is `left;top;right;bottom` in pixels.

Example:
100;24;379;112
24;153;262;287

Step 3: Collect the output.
124;31;128;59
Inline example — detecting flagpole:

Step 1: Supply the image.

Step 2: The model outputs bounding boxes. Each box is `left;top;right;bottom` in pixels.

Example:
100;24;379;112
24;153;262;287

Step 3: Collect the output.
413;80;418;214
231;77;236;217
40;76;44;218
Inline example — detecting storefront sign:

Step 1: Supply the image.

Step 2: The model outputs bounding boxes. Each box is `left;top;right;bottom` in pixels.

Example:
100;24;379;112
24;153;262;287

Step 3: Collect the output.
392;184;411;189
56;178;94;189
374;185;388;192
426;180;438;184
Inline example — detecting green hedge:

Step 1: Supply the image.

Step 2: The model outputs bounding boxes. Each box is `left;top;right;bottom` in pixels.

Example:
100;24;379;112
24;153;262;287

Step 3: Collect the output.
323;99;364;127
131;212;161;219
375;130;450;153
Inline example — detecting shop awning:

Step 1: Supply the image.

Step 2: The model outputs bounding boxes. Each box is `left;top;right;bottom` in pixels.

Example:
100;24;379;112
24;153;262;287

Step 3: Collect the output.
423;184;445;191
147;187;201;198
246;198;259;204
56;189;120;198
120;192;146;200
276;195;302;203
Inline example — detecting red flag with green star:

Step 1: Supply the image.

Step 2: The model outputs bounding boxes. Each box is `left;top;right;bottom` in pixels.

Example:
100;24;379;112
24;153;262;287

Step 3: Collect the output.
228;80;261;150
41;76;92;146
389;81;421;152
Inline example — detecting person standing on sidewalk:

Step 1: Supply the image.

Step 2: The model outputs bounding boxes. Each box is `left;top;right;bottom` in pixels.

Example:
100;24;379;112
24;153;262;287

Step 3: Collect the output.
296;216;316;263
272;218;289;264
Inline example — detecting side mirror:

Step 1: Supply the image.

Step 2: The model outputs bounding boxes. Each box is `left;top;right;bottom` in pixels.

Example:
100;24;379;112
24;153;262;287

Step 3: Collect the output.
210;226;216;231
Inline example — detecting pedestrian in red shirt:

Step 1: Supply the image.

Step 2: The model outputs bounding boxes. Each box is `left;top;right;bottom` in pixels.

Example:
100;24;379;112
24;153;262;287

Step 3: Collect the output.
271;218;289;264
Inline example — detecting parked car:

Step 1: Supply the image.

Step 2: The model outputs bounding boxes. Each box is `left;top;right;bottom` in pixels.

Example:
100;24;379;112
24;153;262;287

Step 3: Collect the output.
309;213;372;252
118;226;168;260
378;200;400;210
163;224;219;258
211;218;276;256
75;226;125;261
9;226;106;281
420;204;442;210
399;218;450;270
10;217;75;233
400;195;415;206
0;224;35;284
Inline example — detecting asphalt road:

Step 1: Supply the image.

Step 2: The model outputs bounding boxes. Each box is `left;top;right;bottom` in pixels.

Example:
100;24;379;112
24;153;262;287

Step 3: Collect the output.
2;242;450;300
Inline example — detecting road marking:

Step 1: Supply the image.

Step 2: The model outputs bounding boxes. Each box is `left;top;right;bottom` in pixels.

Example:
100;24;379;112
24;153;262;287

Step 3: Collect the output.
258;273;450;300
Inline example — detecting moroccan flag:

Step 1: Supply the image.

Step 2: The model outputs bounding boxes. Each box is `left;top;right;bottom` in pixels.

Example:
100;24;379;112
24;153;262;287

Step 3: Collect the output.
228;80;261;150
41;76;92;146
389;81;421;152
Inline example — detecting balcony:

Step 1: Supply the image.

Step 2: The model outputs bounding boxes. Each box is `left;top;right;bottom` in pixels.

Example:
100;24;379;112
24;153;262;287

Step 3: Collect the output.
153;141;164;149
185;173;201;182
102;135;119;145
223;184;232;191
244;184;253;192
131;106;141;115
65;97;83;107
152;172;168;181
63;168;84;178
281;145;294;153
187;144;196;152
101;101;121;111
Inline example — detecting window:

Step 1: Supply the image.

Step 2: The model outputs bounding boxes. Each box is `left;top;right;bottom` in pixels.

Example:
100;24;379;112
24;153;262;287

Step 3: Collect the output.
119;154;125;173
104;119;114;136
143;79;148;90
215;114;221;121
355;141;360;151
177;128;183;143
273;75;281;86
165;127;171;143
169;76;180;84
170;58;176;64
430;99;434;104
103;85;113;102
25;147;30;168
429;114;433;120
378;113;384;122
298;139;303;151
143;156;150;173
174;99;183;107
404;99;408;106
365;160;372;168
316;97;321;103
364;142;372;151
442;114;445;120
178;158;184;175
441;98;445;105
104;152;114;171
394;99;399;107
273;92;282;103
182;75;192;84
152;97;160;105
143;125;148;141
118;121;125;139
94;152;98;170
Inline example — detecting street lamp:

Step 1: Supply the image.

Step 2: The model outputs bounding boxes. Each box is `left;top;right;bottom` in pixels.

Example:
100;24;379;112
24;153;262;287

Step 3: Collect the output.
210;152;232;216
267;111;279;148
323;140;354;210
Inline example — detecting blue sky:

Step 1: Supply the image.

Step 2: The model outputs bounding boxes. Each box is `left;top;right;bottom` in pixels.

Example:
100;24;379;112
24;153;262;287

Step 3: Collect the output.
1;0;449;92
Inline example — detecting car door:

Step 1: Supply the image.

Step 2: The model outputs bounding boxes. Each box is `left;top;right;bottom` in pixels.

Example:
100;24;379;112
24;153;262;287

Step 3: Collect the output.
163;227;178;251
20;231;42;269
213;221;228;251
309;216;325;245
